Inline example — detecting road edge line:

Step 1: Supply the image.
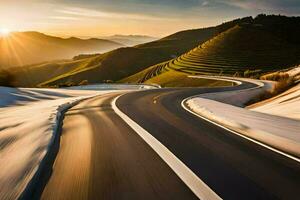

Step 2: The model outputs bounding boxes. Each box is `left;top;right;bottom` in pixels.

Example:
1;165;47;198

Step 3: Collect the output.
112;95;222;200
181;98;300;163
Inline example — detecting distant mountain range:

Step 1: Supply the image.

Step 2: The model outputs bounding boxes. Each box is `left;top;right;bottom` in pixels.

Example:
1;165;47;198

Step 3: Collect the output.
0;32;124;67
101;35;158;46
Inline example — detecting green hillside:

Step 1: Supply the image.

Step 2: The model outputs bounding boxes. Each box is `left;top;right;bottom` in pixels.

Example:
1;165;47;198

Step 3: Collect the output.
122;15;300;86
11;55;105;87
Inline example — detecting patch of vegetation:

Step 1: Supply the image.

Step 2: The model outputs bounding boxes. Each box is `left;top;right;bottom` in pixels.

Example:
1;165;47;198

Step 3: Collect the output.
57;82;76;88
0;70;15;87
79;80;89;85
261;71;297;95
247;70;298;105
73;54;101;60
260;72;290;81
243;69;262;79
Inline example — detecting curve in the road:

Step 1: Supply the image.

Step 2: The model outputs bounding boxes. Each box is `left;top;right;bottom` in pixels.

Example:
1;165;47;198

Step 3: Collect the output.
112;95;221;200
40;93;198;200
38;80;300;200
181;97;300;163
116;86;300;200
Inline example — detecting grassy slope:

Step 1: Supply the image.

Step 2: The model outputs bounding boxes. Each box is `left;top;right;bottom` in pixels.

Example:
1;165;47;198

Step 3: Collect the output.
123;16;300;86
12;55;106;87
145;70;233;87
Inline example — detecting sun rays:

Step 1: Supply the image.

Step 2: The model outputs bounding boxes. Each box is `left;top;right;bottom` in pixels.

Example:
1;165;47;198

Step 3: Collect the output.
0;28;11;37
0;31;31;67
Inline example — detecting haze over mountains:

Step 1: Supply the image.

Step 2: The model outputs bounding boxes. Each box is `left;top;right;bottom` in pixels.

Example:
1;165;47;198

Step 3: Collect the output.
3;14;300;87
101;35;157;46
0;32;124;67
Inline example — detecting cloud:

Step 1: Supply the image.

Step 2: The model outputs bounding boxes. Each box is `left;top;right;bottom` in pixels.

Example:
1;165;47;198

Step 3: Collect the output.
49;16;82;20
55;6;175;21
1;0;300;38
202;1;209;6
51;0;207;17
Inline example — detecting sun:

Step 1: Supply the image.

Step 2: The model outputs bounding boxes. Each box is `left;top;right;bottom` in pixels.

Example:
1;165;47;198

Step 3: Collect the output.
0;28;11;36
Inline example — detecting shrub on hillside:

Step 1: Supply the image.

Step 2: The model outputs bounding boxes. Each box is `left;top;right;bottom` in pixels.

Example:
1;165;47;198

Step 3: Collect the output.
261;71;296;94
271;79;294;94
0;70;15;87
104;80;114;83
260;72;290;81
57;81;76;88
243;69;262;78
79;80;89;85
73;54;100;60
247;71;297;105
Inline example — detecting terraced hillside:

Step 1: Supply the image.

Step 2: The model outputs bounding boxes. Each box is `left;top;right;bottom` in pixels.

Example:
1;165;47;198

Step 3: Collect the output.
123;18;300;86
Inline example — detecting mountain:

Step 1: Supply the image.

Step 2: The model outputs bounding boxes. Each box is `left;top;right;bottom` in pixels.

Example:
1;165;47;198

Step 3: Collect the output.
6;14;300;88
12;25;220;87
0;31;124;67
101;35;158;46
122;14;300;86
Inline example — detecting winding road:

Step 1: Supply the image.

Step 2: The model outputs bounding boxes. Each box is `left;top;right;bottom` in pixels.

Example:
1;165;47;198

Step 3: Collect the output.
36;82;300;200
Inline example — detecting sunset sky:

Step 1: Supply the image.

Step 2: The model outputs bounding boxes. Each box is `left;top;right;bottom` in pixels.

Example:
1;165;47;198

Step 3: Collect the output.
0;0;300;38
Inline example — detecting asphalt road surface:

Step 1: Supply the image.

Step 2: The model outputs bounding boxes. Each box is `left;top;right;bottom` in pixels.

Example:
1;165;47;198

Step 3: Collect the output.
38;84;300;200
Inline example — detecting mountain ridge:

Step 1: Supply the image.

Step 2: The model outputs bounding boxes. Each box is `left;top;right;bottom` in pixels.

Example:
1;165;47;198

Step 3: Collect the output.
0;31;124;67
122;15;300;86
4;14;300;88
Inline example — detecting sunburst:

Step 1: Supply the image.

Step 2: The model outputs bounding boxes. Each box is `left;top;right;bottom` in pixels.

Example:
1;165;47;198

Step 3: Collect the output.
0;28;11;37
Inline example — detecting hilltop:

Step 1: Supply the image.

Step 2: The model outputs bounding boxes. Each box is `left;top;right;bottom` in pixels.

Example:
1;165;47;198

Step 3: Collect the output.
0;31;123;67
123;14;300;86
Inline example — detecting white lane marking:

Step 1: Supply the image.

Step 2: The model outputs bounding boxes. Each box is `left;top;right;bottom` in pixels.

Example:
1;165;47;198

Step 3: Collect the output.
112;95;222;200
181;98;300;163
